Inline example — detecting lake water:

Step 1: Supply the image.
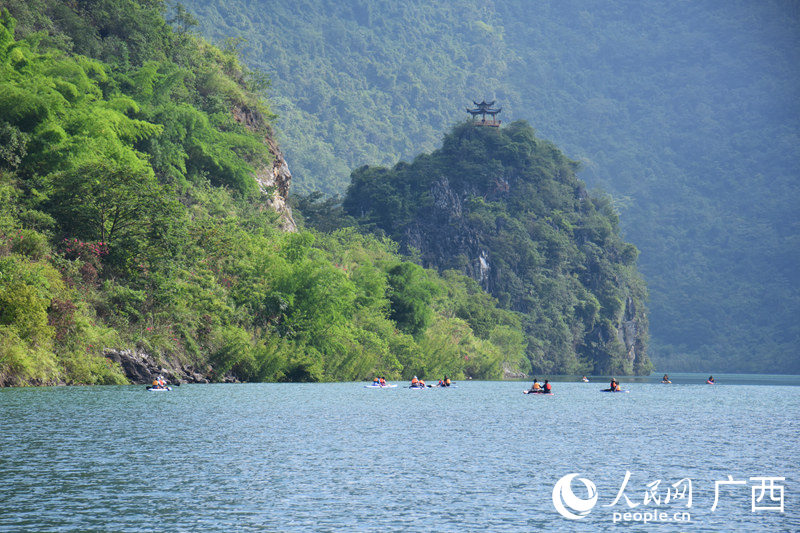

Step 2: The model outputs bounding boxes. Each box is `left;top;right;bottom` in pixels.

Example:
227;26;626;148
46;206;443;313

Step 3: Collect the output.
1;375;799;531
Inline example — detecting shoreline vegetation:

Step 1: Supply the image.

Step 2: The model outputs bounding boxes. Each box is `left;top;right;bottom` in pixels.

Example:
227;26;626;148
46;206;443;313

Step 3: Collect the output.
1;0;648;387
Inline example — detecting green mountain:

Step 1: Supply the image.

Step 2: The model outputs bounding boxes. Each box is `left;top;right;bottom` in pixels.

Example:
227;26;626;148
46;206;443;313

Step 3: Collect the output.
0;1;527;385
345;121;651;375
184;0;800;373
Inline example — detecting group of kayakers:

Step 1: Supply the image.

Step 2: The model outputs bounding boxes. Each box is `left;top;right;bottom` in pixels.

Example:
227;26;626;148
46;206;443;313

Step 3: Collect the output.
368;375;455;388
370;373;719;391
409;375;452;388
662;374;715;384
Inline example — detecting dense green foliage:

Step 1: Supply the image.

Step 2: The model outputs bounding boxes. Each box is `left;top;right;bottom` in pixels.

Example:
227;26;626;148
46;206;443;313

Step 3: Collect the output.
344;121;650;375
0;2;525;385
185;0;800;373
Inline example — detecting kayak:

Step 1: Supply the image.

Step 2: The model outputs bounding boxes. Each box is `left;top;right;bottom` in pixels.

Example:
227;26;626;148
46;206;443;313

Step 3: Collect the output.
661;380;672;384
601;388;629;393
364;383;397;388
408;385;427;389
523;390;553;395
706;380;715;384
146;386;172;391
582;378;589;382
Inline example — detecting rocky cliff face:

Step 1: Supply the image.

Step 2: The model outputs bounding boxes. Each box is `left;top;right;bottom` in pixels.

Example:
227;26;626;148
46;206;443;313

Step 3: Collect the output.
232;105;296;232
104;349;239;384
408;173;650;374
419;176;493;292
619;296;649;374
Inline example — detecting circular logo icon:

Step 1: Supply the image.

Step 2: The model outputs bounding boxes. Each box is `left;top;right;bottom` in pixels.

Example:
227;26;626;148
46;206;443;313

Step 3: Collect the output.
552;473;598;520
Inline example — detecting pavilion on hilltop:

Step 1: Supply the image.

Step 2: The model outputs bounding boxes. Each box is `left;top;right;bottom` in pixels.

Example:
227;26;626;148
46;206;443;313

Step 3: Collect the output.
466;100;501;127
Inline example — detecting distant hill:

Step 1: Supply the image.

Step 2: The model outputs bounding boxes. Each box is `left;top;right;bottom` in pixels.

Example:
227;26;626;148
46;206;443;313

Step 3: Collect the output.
185;0;800;373
345;121;651;375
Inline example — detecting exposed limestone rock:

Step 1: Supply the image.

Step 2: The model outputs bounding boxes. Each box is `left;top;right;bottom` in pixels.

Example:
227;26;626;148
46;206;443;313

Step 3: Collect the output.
477;250;490;287
103;348;231;384
231;105;297;232
617;296;648;372
432;176;462;216
502;364;527;379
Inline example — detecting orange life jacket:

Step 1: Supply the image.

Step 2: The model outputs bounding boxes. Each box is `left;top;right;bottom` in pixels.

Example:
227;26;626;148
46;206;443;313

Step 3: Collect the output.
411;377;418;384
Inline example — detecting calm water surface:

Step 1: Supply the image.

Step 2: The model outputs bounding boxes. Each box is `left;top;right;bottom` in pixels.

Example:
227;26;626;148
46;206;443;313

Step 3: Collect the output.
1;376;799;531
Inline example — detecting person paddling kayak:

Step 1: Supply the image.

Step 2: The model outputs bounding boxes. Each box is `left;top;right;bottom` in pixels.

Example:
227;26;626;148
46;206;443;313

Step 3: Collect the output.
601;379;623;392
707;375;715;384
410;376;426;388
525;378;551;394
147;376;171;391
662;374;671;383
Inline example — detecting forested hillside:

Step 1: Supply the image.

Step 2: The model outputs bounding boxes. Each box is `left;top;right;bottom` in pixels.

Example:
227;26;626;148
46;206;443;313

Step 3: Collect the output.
345;122;651;375
0;1;528;385
185;0;800;373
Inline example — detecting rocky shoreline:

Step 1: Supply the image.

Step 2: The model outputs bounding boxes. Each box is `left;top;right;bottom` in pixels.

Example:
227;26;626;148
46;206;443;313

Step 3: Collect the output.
103;349;239;385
